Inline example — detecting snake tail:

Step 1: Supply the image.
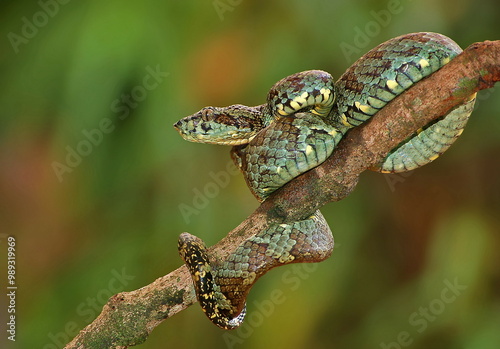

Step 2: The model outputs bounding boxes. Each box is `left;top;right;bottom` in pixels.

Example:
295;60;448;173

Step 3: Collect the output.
178;232;246;329
178;212;333;329
376;93;476;172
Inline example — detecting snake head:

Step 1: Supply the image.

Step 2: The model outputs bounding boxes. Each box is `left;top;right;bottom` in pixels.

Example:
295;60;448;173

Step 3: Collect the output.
173;104;268;146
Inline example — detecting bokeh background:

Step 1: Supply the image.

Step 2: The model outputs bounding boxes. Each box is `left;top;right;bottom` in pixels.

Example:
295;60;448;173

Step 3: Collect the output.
1;1;499;348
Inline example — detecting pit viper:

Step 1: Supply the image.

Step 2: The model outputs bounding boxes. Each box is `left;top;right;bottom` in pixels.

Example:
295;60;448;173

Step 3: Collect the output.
174;32;476;329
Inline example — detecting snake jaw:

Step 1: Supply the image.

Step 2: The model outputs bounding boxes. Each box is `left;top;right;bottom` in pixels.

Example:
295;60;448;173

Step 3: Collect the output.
173;121;251;145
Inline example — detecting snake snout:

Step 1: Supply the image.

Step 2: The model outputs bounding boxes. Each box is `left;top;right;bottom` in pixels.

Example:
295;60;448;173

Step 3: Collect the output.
172;119;182;132
173;116;202;140
173;119;190;139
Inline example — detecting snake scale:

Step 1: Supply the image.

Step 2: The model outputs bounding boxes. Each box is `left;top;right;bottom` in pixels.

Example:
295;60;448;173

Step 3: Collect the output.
174;32;476;329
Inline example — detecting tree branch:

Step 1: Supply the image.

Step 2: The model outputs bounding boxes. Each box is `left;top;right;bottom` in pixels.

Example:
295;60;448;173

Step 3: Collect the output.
65;40;500;349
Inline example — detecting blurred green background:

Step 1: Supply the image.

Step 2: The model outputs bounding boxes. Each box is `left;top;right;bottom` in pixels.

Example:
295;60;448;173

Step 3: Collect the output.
1;0;499;348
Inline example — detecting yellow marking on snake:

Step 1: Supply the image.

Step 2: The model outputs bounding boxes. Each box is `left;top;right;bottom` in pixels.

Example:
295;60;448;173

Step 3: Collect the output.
355;101;371;114
428;154;439;162
277;104;287;116
320;88;331;100
340;113;351;127
290;100;302;110
418;59;430;68
293;92;309;106
305;145;314;155
360;104;372;113
314;89;326;103
386;79;399;91
441;57;451;65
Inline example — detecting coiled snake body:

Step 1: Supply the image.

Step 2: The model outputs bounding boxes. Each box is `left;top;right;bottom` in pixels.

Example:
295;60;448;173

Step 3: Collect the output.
174;32;476;329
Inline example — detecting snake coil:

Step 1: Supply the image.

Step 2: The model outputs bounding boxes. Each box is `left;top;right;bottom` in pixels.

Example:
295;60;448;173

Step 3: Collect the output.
174;32;476;329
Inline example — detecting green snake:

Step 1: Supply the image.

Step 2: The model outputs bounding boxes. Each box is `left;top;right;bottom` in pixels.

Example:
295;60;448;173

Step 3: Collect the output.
174;32;476;329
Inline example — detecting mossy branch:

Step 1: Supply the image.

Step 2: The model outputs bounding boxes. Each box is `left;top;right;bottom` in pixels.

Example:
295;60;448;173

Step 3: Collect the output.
65;40;499;349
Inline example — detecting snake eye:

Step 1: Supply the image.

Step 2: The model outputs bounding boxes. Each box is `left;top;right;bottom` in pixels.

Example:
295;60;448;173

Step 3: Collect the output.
201;108;214;121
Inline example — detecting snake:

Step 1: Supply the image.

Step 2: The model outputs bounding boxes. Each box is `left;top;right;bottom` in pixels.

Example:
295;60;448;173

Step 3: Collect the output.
174;32;476;329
